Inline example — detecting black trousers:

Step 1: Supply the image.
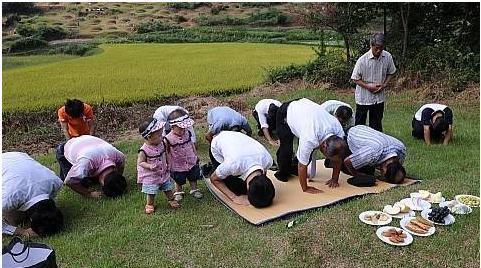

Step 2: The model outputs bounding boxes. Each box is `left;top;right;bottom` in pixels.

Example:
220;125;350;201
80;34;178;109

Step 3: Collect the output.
411;117;443;140
252;110;276;137
55;143;72;181
355;102;384;132
274;101;299;181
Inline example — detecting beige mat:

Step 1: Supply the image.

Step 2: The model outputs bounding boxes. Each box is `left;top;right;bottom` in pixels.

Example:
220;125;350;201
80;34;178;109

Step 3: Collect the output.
205;159;419;225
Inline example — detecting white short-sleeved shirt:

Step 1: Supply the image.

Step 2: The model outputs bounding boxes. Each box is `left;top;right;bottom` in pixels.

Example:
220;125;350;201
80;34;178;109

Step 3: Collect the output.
2;152;63;234
346;125;406;169
254;99;282;129
351;50;397;105
153;105;196;143
286;98;345;165
414;103;448;121
319;100;355;130
211;131;273;180
64;135;125;183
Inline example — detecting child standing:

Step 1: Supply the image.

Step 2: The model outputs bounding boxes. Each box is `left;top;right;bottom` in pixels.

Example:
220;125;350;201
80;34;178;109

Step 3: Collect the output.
164;109;203;201
137;117;180;214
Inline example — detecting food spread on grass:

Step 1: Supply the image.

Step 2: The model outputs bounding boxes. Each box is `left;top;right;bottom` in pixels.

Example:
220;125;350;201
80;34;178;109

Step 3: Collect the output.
404;216;434;235
382;228;407;244
418;190;443;203
364;212;390;224
441;200;472;214
457;195;480;207
383;202;410;215
428;207;451;224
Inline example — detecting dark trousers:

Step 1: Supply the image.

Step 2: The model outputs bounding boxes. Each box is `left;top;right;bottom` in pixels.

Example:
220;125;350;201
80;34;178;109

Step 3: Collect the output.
355;102;384;132
252;110;276;137
223;176;247;196
55;143;72;181
411;118;424;139
274;101;299;181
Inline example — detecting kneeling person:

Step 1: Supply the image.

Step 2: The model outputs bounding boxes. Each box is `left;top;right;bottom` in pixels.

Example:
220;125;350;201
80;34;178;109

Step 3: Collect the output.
344;125;406;184
59;135;127;198
412;103;453;145
210;131;275;208
319;100;355;133
252;99;282;146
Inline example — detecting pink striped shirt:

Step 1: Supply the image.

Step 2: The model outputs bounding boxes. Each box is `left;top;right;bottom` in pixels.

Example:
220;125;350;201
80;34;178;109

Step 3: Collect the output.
137;143;170;185
165;131;198;172
64;135;125;183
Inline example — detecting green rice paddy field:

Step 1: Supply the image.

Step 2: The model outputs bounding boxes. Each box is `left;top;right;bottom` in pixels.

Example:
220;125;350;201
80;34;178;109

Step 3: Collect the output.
2;43;315;112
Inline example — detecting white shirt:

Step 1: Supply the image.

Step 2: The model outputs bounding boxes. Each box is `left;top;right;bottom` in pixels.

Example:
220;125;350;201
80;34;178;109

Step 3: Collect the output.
64;135;125;183
2;152;63;235
211;131;273;180
153;105;196;143
286;98;344;165
351;50;397;105
414;103;448;121
319;100;355;130
254;99;282;129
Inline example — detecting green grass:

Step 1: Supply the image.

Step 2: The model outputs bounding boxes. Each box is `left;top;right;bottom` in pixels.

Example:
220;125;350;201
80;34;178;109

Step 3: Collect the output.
4;87;478;267
2;54;80;70
2;43;315;112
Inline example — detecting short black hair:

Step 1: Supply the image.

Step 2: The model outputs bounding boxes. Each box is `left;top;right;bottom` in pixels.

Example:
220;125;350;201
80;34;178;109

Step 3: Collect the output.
432;116;448;137
335;106;353;124
102;171;127;198
27;199;64;237
247;174;275;208
384;161;406;184
65;99;84;118
167;108;188;121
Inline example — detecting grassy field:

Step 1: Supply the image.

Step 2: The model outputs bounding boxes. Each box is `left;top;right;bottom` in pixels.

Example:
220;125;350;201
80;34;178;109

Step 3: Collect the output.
2;43;315;112
4;87;478;267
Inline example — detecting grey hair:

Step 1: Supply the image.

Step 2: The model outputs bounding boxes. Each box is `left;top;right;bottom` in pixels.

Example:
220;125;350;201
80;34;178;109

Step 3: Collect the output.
370;32;385;46
324;136;347;158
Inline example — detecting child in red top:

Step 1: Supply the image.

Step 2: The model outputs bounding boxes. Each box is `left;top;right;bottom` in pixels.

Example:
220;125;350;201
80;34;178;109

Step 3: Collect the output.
57;99;94;140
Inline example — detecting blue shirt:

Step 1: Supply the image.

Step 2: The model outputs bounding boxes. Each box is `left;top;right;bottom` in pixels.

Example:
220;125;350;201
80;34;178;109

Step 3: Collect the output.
207;106;252;135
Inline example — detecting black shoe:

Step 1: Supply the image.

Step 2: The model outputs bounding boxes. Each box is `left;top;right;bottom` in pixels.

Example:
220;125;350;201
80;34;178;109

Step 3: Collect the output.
274;171;289;182
269;161;278;171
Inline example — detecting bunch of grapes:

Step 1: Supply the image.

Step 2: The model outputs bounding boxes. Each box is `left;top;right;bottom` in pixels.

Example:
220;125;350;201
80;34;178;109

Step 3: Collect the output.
428;207;450;224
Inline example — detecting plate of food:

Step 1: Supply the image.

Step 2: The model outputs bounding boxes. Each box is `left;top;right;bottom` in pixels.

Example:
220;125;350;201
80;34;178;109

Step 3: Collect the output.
455;195;480;208
439;200;473;215
411;190;445;203
421;207;455;226
383;202;415;219
376;226;413;246
400;216;435;237
359;211;392;226
400;197;431;211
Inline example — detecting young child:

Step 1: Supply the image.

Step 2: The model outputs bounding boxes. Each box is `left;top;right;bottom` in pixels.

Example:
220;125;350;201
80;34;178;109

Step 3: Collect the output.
137;117;180;214
164;109;203;201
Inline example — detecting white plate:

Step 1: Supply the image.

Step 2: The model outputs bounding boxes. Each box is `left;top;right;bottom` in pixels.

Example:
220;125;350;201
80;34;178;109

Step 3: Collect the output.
421;209;455;226
400;198;431;211
439;200;473;215
410;192;445;204
376;226;413;246
455;194;480;208
359;211;392;226
400;217;436;237
382;208;415;219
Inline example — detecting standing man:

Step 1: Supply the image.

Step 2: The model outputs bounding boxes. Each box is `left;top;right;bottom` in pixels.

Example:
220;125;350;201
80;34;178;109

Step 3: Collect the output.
275;98;348;194
343;125;406;184
351;33;397;132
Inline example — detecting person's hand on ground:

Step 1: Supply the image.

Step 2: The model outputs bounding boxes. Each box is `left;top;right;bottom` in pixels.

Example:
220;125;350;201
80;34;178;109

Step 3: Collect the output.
303;186;323;194
90;191;103;199
269;140;280;147
25;228;39;237
325;178;339;188
232;195;250;205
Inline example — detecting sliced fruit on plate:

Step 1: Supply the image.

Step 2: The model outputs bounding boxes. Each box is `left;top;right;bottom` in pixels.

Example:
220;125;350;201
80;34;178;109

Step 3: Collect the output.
419;190;431;199
383;205;401;215
394;202;410;213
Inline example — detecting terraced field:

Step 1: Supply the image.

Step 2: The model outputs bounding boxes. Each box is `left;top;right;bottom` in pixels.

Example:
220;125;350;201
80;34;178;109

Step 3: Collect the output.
3;43;315;112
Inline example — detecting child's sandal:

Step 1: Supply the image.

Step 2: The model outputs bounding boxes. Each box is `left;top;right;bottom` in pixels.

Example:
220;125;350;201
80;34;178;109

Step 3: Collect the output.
168;200;180;209
145;204;155;214
189;189;203;199
173;191;184;202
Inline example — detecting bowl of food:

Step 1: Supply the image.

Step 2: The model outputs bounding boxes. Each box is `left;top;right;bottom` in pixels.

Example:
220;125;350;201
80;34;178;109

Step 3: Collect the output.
455;195;480;208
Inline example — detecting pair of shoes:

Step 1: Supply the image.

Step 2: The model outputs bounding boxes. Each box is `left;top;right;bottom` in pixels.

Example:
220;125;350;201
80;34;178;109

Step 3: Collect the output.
190;189;203;199
168;200;181;209
274;171;289;182
145;204;155;214
173;191;184;202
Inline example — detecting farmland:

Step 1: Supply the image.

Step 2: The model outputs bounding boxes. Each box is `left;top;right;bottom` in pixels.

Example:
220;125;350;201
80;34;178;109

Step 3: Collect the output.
2;43;315;112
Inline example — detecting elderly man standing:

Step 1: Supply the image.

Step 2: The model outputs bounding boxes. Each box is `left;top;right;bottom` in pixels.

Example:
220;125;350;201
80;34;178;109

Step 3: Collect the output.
351;32;397;132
